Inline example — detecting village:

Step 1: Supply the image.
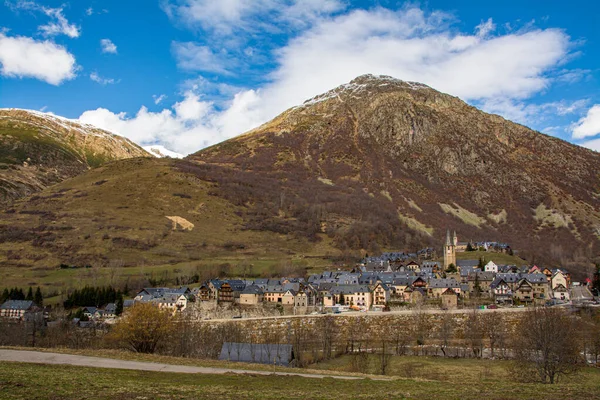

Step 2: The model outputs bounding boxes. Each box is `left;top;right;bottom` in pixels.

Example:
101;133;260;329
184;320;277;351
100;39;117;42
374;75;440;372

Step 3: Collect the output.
1;231;591;324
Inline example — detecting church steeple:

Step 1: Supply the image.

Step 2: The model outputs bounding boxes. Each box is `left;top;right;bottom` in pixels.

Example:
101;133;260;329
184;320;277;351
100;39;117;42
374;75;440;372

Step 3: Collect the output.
443;229;457;270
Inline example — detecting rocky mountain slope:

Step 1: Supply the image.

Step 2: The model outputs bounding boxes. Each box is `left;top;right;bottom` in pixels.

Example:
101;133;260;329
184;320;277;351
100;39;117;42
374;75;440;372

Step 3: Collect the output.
0;76;598;281
192;74;600;267
0;109;150;207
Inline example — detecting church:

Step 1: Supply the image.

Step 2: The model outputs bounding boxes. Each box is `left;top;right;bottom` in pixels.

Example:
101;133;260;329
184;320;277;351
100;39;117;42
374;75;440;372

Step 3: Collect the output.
443;230;457;270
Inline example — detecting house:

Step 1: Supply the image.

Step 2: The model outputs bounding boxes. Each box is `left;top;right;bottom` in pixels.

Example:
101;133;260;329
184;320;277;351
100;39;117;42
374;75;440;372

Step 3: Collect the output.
457;260;479;274
552;284;570;301
490;277;513;304
0;300;40;320
219;342;294;367
322;291;335;307
427;279;461;298
405;260;421;273
195;284;213;301
239;285;264;305
441;288;458;309
484;261;499;273
330;285;372;308
282;289;296;306
467;271;495;297
104;303;117;318
514;279;534;303
217;282;235;303
551;270;568;291
135;287;190;300
521;274;550;302
264;285;286;303
389;277;411;299
82;306;99;319
154;294;188;312
410;276;428;289
529;265;542;274
372;282;390;306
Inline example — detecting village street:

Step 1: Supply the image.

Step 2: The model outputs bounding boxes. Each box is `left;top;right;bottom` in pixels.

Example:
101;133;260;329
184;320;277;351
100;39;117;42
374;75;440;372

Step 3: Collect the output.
571;286;594;303
0;349;386;381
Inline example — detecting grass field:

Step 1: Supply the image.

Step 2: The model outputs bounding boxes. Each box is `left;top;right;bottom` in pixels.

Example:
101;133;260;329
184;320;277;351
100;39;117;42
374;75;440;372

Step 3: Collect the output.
445;250;528;266
1;355;599;400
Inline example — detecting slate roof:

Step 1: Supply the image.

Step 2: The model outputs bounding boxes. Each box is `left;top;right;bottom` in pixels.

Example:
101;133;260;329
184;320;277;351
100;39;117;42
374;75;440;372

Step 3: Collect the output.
104;303;117;313
428;279;460;288
521;274;548;284
219;342;294;367
490;277;510;289
242;285;264;295
227;280;247;291
0;300;36;311
329;285;371;295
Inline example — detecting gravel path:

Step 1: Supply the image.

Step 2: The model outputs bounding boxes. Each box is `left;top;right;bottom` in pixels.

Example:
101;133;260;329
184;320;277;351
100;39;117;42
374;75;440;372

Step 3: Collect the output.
0;349;381;380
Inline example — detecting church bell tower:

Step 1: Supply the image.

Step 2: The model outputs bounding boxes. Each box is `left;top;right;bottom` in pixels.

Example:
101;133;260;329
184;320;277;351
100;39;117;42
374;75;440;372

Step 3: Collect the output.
443;229;456;270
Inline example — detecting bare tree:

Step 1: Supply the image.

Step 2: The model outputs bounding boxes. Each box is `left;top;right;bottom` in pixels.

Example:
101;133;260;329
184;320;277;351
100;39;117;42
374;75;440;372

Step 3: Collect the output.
438;311;455;357
464;308;484;358
512;307;583;384
411;306;431;355
483;311;507;359
319;315;336;360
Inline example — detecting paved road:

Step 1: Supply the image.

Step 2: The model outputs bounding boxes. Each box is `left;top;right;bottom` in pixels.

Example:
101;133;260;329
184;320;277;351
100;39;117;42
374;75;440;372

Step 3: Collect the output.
0;349;383;381
571;286;594;302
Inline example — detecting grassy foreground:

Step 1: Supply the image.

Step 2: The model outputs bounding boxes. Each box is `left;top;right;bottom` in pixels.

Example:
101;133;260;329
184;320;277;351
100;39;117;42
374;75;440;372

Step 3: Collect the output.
0;352;599;399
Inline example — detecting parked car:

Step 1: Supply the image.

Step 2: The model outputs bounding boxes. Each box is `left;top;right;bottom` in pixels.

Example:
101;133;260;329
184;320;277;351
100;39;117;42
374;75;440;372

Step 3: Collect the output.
487;304;498;309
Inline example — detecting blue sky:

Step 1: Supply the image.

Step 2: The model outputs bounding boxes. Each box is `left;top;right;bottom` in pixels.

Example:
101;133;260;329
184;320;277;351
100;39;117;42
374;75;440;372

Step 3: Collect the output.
1;0;600;154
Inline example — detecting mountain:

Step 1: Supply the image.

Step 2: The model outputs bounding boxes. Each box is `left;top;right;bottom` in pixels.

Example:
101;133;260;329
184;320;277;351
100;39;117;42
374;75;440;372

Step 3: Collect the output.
0;108;150;208
143;145;185;159
191;74;600;268
0;75;598;285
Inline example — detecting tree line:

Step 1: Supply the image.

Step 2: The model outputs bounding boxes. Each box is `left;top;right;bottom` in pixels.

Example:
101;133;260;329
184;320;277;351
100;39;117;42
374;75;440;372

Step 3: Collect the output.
63;286;122;309
1;287;43;306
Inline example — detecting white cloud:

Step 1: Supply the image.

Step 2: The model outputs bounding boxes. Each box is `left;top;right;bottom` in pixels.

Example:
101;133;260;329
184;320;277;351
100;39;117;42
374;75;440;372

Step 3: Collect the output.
571;105;600;139
153;94;167;104
39;7;81;38
80;6;578;155
475;18;496;37
580;137;600;152
8;1;81;38
100;39;117;54
90;72;116;85
163;0;345;34
0;32;77;85
481;98;587;126
78;90;263;154
171;42;233;73
86;7;94;16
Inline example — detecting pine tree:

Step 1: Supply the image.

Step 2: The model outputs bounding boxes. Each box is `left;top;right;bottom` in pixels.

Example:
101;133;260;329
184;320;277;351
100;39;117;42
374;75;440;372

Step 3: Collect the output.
1;288;8;303
26;287;33;301
339;293;345;305
115;295;124;316
34;287;43;307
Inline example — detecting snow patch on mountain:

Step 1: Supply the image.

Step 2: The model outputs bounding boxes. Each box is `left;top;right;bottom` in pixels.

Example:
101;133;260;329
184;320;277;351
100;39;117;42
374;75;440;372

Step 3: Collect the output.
143;145;185;159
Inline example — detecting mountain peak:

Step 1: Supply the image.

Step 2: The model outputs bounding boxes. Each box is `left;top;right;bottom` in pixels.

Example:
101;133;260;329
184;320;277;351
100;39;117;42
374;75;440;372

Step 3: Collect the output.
297;74;441;110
